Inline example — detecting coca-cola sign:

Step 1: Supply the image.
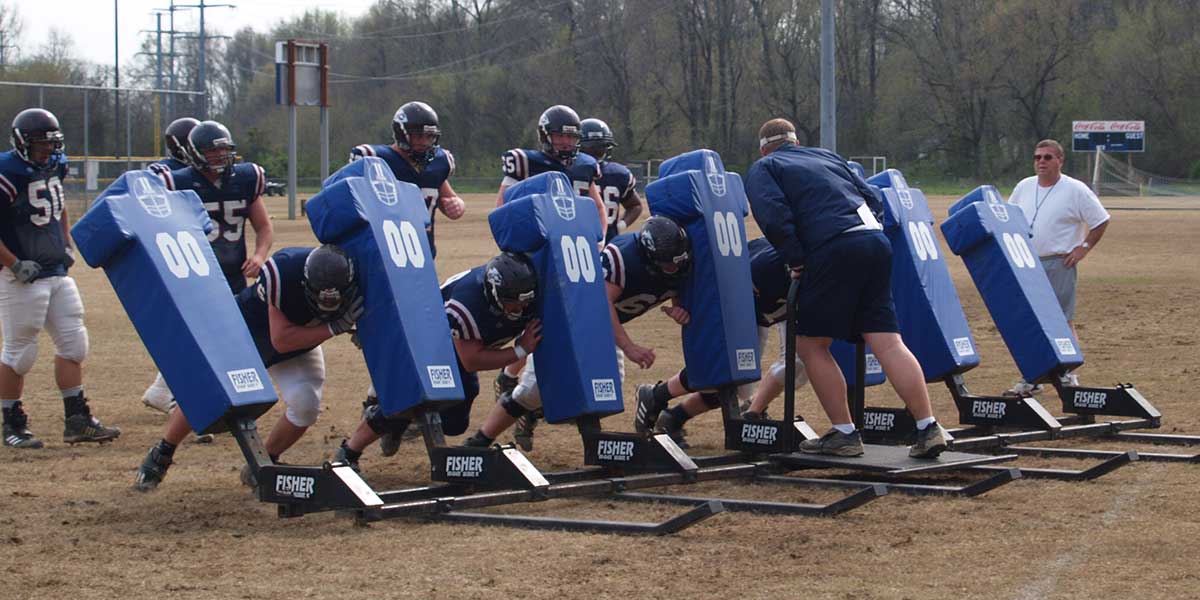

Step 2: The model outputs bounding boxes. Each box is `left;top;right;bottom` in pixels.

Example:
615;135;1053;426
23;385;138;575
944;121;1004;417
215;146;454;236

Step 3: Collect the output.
1072;120;1144;133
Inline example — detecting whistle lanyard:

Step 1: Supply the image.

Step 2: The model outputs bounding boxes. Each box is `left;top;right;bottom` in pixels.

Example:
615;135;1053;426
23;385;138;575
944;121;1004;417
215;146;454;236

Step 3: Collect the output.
1029;181;1058;234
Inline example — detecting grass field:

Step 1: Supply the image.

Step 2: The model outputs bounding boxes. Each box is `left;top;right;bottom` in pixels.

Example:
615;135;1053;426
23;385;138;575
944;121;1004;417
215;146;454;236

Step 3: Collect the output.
1;192;1198;599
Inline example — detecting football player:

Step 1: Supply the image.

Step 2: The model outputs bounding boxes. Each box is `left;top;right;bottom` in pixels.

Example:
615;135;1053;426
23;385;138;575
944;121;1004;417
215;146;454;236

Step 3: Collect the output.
351;101;465;456
147;117;199;178
579;118;643;242
156;120;273;295
0;108;120;449
348;101;464;258
491;105;606;442
460;216;691;449
634;238;810;439
134;245;364;491
330;252;542;469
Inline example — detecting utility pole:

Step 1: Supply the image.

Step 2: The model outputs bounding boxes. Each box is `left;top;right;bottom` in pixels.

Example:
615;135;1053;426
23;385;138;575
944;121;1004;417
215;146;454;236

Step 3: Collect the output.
173;0;234;118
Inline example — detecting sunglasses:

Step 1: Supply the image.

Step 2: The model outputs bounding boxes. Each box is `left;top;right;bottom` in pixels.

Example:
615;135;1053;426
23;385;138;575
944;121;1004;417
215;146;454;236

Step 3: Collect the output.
1033;154;1058;161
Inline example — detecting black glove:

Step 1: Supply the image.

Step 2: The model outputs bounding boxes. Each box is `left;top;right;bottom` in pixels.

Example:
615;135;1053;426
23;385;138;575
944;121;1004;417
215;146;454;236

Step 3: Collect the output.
11;260;41;283
328;296;365;336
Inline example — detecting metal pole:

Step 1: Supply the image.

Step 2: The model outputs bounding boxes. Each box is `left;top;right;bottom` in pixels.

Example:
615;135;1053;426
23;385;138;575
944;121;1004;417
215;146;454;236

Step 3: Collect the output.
126;98;132;171
83;92;90;157
114;0;120;159
198;0;206;117
154;12;164;157
168;0;176;118
819;0;836;152
38;87;43;107
320;106;329;182
288;104;297;220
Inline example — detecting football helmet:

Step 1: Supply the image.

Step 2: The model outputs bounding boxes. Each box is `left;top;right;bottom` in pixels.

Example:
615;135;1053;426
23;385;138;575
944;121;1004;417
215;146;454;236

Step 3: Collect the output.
580;118;616;162
484;252;538;321
537;105;582;163
392;101;441;167
303;245;358;321
164;117;200;163
185;120;237;175
638;216;691;280
11;108;65;172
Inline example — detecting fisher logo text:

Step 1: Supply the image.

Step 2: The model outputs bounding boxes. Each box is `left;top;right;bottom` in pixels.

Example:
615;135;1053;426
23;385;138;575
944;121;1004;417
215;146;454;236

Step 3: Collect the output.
1073;390;1108;410
741;423;779;446
445;455;484;478
592;378;618;402
954;337;975;357
427;365;455;389
971;400;1007;420
274;475;315;499
597;439;635;462
736;348;757;371
865;354;882;375
227;368;265;393
1055;338;1077;356
863;411;895;431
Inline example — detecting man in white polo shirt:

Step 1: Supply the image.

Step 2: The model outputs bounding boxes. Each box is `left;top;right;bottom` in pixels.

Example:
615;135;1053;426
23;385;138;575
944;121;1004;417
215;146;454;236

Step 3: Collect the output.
1007;139;1110;392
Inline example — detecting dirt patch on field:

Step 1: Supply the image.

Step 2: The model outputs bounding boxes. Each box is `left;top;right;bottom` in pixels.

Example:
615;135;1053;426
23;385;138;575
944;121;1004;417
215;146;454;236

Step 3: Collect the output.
2;194;1198;599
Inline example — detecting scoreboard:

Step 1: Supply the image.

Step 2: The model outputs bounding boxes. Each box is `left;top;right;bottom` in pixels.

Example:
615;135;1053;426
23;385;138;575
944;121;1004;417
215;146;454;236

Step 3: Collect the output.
1072;120;1144;152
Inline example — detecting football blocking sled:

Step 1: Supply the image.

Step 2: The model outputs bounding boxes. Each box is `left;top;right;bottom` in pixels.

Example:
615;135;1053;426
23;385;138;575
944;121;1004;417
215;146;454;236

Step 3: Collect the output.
72;171;276;434
943;186;1157;421
855;171;1062;441
492;171;623;423
493;173;699;475
308;156;464;416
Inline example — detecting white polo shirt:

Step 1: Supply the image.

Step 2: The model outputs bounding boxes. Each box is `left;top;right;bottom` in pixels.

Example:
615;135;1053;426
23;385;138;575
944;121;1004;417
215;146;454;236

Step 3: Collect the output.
1008;174;1110;257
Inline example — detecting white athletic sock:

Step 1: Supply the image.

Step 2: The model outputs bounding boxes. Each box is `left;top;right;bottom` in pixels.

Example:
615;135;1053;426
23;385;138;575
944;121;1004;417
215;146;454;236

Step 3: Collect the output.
916;417;936;430
833;423;856;435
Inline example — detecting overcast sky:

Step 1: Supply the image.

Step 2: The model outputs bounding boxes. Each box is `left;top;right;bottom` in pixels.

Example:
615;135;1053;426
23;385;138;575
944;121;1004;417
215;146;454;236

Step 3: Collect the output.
15;0;376;75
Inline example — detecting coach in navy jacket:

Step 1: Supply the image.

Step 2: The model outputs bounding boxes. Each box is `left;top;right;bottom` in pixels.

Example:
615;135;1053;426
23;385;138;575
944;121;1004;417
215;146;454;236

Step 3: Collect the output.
744;118;948;459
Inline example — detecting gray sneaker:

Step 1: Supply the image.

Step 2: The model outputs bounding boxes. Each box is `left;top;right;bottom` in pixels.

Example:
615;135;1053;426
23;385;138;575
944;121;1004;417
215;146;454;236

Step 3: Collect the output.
799;428;864;457
239;463;258;488
909;423;949;459
134;445;173;492
634;383;662;434
379;418;413;457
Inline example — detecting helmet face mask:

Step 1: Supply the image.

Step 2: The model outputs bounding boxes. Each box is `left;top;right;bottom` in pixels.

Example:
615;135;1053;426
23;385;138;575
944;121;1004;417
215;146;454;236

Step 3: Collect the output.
537;105;582;164
303;245;358;322
484;252;538;321
164;117;200;163
11;108;66;172
393;101;441;167
186;121;238;176
639;216;691;281
579;118;616;162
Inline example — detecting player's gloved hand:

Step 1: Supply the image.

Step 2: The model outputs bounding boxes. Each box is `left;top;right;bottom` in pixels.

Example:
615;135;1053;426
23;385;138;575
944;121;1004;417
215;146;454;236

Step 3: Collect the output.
660;305;690;325
516;319;544;354
328;296;365;336
11;260;41;283
63;247;76;269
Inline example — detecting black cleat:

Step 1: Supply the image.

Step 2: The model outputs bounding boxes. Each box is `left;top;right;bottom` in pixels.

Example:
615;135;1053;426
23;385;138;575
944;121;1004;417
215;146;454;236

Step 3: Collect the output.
461;431;494;448
133;445;173;492
63;407;121;445
634;383;663;434
333;441;362;473
3;402;43;449
513;409;541;452
651;410;690;450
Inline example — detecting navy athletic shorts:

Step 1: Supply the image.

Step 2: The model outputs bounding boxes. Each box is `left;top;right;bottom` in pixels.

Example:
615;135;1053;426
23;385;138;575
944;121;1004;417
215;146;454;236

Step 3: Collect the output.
794;230;899;340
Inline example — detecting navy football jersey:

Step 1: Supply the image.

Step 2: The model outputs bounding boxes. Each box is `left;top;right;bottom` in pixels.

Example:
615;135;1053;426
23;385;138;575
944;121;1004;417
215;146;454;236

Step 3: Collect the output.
600;232;679;323
748;238;790;327
0;150;70;279
349;144;455;256
598;160;637;242
159;161;265;293
441;266;531;350
500;148;600;198
238;247;323;368
147;157;189;178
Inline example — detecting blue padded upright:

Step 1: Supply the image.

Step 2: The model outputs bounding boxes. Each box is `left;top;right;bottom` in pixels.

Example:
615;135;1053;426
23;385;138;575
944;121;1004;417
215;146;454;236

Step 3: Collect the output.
490;172;623;423
646;149;760;389
72;171;276;434
309;157;464;417
868;169;980;380
942;185;1083;383
830;340;886;386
